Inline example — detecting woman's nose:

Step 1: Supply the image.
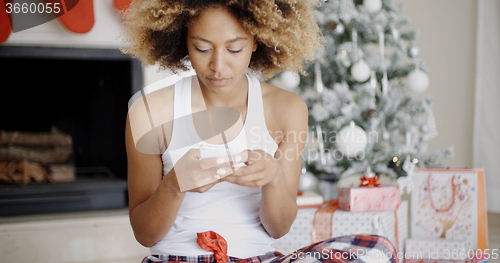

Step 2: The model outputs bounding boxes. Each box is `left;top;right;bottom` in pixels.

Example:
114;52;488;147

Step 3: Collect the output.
210;49;227;73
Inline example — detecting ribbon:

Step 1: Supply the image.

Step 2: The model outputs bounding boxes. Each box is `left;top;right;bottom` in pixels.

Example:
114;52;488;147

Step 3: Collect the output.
312;199;339;243
196;231;229;263
394;210;399;252
359;175;381;187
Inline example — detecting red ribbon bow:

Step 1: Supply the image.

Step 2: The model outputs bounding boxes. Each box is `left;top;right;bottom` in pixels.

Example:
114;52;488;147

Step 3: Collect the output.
196;231;229;263
359;175;381;187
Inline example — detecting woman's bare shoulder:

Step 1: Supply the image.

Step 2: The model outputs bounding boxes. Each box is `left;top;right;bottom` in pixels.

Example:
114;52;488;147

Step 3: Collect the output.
260;81;308;130
127;84;176;154
129;84;175;115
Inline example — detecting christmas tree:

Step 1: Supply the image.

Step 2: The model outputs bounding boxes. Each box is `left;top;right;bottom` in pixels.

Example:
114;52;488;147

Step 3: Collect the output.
272;0;453;184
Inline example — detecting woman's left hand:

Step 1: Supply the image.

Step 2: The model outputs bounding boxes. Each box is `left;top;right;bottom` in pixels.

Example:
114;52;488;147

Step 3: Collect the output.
221;150;282;188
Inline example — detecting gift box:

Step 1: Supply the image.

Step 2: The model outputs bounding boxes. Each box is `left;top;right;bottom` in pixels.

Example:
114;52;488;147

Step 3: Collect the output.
338;185;400;212
410;168;488;263
297;191;324;207
272;200;408;254
327;200;408;253
405;239;472;260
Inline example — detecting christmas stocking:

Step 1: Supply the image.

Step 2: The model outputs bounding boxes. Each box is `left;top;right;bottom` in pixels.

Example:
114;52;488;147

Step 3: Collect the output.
114;0;132;11
0;0;13;43
45;0;94;33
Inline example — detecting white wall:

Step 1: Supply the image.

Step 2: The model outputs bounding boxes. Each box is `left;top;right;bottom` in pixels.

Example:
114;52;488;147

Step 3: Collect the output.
403;0;477;168
473;0;500;213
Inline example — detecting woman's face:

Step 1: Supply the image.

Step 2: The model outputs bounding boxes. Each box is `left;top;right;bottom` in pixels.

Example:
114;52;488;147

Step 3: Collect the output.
187;7;257;94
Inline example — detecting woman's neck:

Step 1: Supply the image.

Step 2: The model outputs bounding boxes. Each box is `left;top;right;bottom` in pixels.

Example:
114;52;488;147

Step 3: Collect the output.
196;75;249;109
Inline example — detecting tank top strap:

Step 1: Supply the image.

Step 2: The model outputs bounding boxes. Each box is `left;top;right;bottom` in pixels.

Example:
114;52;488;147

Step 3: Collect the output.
244;73;279;154
166;76;199;153
245;73;265;127
173;76;192;120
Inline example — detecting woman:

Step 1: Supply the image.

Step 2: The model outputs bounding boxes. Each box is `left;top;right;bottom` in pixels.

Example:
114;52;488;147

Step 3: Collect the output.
122;1;398;263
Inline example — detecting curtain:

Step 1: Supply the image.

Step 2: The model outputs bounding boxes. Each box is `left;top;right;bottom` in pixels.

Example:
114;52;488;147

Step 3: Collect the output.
473;0;500;213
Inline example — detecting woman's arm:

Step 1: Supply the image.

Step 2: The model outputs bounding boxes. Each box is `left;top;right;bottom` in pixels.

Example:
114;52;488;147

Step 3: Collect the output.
126;107;234;246
259;92;308;238
125;116;186;247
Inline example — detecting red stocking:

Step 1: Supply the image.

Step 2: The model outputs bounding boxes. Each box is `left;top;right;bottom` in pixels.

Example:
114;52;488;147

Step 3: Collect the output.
0;0;13;43
114;0;132;11
45;0;94;33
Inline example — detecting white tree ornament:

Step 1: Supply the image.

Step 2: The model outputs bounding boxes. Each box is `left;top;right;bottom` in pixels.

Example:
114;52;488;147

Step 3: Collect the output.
279;71;300;90
336;122;368;158
351;60;371;82
407;69;429;93
363;0;382;14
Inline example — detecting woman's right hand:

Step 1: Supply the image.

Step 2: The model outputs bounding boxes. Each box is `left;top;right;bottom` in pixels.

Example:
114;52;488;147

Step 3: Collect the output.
173;148;235;193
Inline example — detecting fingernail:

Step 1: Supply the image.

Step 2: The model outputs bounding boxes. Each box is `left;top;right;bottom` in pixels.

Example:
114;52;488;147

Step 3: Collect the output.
213;175;221;180
217;168;226;176
234;156;242;162
216;157;225;164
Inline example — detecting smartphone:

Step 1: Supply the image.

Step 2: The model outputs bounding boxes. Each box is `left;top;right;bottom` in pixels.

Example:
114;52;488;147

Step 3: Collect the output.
199;145;245;167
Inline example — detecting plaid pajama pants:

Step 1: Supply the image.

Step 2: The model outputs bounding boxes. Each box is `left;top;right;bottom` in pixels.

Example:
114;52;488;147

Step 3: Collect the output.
142;235;399;263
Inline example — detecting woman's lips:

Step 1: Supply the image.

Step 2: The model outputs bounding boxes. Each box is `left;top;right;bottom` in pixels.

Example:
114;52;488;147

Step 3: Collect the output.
207;77;229;86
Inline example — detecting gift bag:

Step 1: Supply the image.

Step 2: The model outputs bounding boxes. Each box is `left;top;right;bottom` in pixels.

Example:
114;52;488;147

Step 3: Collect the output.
405;238;472;260
410;168;488;262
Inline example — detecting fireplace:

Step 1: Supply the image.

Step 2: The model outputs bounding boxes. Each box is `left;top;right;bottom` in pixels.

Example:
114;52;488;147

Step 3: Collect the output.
0;46;142;216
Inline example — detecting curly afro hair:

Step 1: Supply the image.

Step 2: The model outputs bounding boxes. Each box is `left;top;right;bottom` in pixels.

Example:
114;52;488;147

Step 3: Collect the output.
120;0;323;78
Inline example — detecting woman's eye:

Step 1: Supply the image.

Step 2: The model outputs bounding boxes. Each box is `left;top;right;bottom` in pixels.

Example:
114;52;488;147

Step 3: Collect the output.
195;47;210;52
228;48;243;53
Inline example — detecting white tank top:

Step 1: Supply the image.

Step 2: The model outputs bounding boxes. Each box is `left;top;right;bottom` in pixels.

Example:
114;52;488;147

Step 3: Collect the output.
150;73;279;258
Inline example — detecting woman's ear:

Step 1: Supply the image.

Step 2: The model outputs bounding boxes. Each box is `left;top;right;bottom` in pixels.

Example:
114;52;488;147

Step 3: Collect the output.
253;43;258;52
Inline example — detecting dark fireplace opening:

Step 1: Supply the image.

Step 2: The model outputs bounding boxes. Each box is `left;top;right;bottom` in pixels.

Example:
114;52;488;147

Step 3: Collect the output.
0;46;143;216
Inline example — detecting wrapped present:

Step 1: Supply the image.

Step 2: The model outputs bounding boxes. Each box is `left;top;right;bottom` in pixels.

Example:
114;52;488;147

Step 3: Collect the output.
405;238;472;260
297;191;324;207
410;168;488;263
272;199;408;254
338;183;400;212
326;200;407;253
